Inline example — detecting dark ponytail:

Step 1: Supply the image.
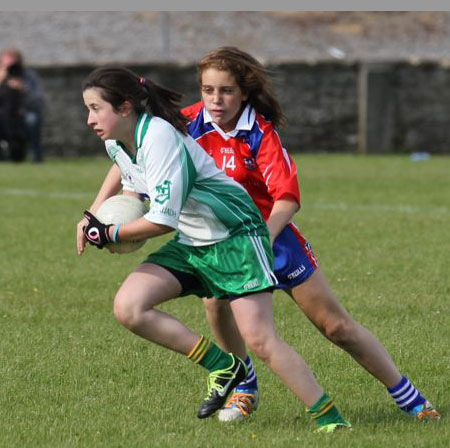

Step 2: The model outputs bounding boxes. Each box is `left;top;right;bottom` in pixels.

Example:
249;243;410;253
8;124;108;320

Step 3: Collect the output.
83;66;189;134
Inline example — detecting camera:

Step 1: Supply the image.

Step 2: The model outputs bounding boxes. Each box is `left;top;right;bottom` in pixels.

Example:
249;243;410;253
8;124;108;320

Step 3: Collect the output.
6;62;24;78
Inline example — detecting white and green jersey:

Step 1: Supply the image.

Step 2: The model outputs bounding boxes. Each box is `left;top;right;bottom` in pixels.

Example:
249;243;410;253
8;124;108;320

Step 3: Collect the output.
105;113;267;246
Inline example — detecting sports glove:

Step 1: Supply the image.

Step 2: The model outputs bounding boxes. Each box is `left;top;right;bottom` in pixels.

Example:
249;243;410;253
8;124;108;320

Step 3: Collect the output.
83;210;113;249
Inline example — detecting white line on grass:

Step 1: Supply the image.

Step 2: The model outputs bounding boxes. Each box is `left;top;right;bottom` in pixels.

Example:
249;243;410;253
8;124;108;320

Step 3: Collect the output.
1;188;449;215
1;188;94;200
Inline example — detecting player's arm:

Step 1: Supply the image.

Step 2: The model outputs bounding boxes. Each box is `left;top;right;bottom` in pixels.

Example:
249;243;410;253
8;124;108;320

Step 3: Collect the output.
107;217;174;242
141;124;187;230
255;127;301;244
82;213;174;249
88;164;123;213
266;199;299;245
83;125;185;250
77;164;122;255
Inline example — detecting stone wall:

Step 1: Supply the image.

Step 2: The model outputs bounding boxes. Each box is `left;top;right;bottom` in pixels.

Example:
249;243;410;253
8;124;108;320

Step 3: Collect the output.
393;62;450;154
272;62;359;152
37;64;200;157
35;61;450;157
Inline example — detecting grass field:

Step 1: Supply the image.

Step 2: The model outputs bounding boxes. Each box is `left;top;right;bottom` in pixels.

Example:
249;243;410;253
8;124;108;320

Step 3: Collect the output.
1;154;449;447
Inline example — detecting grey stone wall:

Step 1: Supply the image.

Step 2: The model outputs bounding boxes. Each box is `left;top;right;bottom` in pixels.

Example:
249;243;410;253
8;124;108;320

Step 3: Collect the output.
35;61;450;157
37;64;200;157
393;62;450;154
272;62;359;152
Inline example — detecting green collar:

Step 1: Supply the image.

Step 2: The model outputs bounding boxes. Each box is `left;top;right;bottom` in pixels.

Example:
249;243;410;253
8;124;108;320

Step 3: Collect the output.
115;113;152;163
133;112;152;150
117;141;136;163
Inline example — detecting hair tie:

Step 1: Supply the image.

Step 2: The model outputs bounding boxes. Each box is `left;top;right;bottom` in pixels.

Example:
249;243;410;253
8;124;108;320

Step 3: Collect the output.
139;77;146;85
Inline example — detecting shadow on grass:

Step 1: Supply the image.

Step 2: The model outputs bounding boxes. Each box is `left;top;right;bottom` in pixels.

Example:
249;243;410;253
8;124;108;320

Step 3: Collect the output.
346;401;445;428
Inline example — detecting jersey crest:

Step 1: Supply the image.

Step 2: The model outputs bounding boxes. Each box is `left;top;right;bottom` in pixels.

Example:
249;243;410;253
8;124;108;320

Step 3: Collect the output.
244;157;257;170
155;180;172;204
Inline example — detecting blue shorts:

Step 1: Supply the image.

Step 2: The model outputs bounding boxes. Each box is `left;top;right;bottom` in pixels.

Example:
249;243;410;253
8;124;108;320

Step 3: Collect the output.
273;223;318;290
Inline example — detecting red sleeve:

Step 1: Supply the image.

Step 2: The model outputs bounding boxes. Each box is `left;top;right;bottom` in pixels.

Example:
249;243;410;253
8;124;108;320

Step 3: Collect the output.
255;122;300;205
181;101;203;120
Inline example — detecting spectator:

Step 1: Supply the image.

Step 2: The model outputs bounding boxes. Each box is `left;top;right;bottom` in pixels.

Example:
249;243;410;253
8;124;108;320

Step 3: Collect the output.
0;48;45;163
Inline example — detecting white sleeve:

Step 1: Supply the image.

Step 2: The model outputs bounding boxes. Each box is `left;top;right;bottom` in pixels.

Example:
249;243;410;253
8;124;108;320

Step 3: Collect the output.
121;177;137;192
141;123;189;229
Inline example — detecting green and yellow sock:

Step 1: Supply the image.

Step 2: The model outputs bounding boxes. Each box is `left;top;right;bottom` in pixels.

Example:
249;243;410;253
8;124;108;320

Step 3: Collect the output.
187;335;233;372
307;393;348;427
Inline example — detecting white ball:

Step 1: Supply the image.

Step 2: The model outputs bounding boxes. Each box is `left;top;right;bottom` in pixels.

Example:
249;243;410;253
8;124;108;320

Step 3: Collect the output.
95;194;149;254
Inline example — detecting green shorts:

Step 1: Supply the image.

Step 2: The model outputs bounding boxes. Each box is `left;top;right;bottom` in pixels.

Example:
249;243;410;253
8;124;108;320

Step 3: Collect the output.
144;233;277;299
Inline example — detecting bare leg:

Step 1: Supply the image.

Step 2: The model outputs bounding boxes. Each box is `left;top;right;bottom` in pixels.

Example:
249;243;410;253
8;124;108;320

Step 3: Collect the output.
230;292;323;407
202;297;247;359
290;268;401;387
113;263;199;355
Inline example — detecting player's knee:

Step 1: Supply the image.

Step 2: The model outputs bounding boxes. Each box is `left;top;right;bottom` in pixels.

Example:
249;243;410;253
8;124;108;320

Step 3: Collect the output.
244;334;275;363
323;317;357;347
113;297;134;328
113;295;147;330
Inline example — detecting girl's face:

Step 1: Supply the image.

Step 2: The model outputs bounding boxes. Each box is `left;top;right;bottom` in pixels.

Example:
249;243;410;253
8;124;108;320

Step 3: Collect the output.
83;87;128;141
200;68;248;133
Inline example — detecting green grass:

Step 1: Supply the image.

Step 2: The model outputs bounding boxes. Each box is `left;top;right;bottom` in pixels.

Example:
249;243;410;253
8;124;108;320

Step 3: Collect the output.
1;154;449;447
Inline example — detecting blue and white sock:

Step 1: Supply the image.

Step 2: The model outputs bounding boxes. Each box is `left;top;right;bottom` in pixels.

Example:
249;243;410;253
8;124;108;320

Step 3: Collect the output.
235;356;258;392
387;375;426;412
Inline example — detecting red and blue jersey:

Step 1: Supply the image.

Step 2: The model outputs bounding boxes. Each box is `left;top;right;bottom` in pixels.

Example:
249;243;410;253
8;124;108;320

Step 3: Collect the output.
181;101;300;221
182;101;318;289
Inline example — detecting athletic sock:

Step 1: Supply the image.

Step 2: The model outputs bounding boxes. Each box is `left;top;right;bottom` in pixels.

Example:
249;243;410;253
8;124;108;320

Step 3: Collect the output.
187;335;233;372
235;356;258;392
307;393;348;427
387;375;426;412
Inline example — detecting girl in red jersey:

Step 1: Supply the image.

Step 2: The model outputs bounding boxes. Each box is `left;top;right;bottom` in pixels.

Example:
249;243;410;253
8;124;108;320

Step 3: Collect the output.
182;46;439;423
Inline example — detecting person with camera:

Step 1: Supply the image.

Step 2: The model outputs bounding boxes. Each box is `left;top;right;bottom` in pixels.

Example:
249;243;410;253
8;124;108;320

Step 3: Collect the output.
0;48;45;162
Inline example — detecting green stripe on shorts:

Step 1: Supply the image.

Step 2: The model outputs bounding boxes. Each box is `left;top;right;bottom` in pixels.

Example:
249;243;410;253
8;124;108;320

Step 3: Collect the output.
144;234;277;299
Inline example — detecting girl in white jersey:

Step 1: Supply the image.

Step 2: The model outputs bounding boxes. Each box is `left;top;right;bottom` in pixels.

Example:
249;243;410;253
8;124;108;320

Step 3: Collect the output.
76;66;350;431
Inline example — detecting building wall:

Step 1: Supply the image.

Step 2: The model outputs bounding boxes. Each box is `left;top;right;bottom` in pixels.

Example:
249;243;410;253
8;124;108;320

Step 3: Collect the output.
36;61;450;157
393;62;450;153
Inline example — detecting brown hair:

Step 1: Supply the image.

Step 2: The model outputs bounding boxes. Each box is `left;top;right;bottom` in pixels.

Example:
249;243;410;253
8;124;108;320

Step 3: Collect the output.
83;66;188;134
197;47;286;128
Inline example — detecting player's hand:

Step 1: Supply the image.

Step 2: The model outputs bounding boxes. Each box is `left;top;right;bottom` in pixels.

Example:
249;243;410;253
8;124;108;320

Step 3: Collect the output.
76;215;89;255
82;210;113;249
0;67;7;84
6;77;24;90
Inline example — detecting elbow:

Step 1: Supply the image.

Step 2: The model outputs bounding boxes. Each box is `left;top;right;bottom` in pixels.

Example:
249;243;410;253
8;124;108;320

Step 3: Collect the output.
159;224;175;235
146;223;175;238
278;194;300;213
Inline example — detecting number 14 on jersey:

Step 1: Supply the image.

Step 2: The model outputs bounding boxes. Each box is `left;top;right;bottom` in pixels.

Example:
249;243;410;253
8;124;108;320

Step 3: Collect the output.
221;155;236;171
